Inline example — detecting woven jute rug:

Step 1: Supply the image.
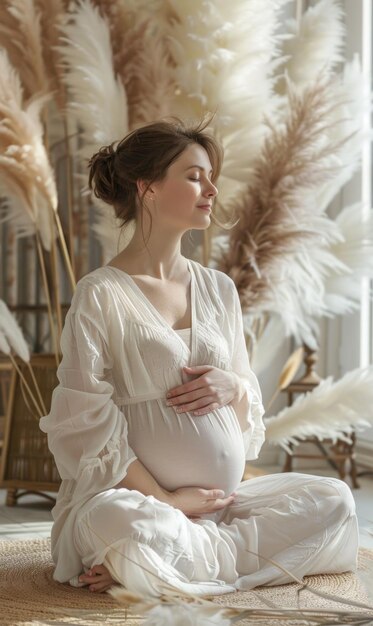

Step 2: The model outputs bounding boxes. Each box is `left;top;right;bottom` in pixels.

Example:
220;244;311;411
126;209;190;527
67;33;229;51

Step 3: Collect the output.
0;538;372;626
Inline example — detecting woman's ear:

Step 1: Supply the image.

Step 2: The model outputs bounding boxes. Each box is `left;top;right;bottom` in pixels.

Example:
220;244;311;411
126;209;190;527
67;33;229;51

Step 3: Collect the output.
136;179;147;196
136;180;155;198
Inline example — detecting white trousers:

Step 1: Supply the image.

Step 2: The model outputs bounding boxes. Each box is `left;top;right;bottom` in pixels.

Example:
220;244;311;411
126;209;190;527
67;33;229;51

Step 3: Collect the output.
74;472;358;597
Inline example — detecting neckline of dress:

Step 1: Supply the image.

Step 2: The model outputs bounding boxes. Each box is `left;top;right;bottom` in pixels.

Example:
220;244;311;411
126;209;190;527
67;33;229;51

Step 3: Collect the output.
104;259;196;362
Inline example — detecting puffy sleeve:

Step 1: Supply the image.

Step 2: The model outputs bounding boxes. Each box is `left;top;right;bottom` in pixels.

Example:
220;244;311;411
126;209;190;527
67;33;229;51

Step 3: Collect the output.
39;280;137;500
228;280;266;460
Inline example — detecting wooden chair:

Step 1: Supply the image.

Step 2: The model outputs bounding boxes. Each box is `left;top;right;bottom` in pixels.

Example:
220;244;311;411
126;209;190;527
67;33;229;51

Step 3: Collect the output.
282;347;359;488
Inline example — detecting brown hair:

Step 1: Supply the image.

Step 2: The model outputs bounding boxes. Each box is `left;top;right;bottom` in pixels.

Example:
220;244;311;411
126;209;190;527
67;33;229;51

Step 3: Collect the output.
87;117;223;232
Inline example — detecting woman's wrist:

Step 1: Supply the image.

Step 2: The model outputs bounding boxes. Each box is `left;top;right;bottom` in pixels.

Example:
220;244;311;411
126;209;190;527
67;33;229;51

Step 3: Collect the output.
115;459;174;505
115;476;173;507
156;487;176;507
232;372;245;402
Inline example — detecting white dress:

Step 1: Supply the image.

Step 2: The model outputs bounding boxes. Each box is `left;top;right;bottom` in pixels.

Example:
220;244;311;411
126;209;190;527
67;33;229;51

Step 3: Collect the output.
39;259;358;597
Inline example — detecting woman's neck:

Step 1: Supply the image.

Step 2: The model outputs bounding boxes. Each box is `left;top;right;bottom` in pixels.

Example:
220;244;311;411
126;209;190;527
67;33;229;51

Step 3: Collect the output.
111;227;187;279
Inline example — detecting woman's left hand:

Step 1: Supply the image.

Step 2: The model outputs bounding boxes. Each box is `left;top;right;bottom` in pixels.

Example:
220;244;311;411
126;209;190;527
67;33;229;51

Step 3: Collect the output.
166;365;241;416
78;564;115;592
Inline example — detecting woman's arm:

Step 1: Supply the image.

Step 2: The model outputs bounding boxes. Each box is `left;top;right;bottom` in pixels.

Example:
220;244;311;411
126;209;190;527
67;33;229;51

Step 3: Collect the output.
113;458;170;501
115;458;235;516
39;280;138;499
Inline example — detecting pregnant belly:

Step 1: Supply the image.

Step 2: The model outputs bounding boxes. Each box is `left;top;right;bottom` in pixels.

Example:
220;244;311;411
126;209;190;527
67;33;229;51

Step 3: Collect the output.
126;403;246;496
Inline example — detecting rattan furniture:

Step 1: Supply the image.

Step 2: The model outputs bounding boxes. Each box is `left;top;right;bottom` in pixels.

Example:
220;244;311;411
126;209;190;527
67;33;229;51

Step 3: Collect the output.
0;360;13;458
0;354;61;506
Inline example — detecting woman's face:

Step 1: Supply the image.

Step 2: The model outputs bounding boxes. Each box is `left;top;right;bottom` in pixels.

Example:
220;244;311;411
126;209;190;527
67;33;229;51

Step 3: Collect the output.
147;143;218;231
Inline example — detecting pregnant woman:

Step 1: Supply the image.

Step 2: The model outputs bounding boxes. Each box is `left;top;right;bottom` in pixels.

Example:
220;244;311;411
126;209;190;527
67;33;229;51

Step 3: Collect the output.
40;119;358;597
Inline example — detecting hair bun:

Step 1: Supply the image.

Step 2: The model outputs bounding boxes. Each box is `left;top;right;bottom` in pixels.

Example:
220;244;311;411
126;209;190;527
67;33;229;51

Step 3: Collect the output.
88;142;118;205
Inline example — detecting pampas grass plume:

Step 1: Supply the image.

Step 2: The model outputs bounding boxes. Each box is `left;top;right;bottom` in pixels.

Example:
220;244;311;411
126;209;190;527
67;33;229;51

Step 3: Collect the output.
277;346;305;390
266;346;304;410
0;299;47;417
0;299;30;362
0;331;11;356
265;366;373;451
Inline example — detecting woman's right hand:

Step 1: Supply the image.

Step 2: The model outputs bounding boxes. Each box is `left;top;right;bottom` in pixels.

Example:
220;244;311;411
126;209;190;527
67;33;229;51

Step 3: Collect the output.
166;487;235;517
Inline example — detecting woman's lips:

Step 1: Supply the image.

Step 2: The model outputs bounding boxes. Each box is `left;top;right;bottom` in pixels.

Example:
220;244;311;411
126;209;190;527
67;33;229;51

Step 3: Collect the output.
197;205;212;212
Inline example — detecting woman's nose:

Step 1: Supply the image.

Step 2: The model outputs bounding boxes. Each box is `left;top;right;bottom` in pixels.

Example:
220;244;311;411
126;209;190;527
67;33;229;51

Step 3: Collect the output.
205;181;218;197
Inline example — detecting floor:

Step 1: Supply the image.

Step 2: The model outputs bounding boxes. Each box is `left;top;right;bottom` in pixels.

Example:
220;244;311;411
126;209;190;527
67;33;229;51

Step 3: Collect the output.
0;466;372;547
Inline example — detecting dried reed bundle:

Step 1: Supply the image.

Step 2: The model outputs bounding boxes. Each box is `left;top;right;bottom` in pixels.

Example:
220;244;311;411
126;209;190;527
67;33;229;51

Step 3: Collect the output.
314;56;368;213
0;300;29;363
249;315;287;375
58;0;130;259
110;592;233;625
168;0;290;219
0;1;76;304
248;208;372;368
109;589;373;626
58;0;128;154
89;1;149;104
0;0;49;102
91;0;175;129
53;603;373;626
264;366;373;451
266;346;304;410
34;0;76;274
217;75;353;349
127;22;176;127
0;48;76;359
34;0;69;111
0;299;46;417
279;4;365;214
202;3;366;364
0;331;10;356
277;4;365;215
0;50;57;250
244;203;373;369
325;204;373;314
279;0;345;91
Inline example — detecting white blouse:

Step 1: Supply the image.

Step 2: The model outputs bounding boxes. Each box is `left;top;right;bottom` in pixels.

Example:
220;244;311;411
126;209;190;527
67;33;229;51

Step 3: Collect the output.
39;258;265;582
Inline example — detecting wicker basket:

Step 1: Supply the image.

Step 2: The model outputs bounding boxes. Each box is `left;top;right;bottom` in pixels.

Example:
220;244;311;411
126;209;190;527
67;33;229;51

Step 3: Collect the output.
0;354;61;506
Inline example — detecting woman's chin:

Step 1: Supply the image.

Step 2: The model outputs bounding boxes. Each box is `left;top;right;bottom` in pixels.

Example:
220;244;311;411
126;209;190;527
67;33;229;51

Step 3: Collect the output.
191;217;211;230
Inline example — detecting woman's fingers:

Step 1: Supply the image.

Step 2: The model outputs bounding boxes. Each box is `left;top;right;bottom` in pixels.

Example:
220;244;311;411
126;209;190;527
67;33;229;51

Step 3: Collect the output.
173;397;218;414
79;564;114;592
209;495;235;511
166;366;238;415
205;489;225;500
204;489;235;511
167;365;212;398
172;486;236;517
201;489;235;511
166;387;209;407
